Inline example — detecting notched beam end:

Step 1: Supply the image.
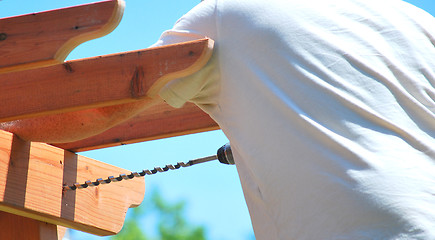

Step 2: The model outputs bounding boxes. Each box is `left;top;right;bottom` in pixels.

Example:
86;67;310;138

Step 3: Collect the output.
0;0;125;74
53;0;126;63
146;38;215;97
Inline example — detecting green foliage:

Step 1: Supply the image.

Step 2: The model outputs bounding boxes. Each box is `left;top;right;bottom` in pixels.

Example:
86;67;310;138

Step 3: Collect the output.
111;206;148;240
111;190;207;240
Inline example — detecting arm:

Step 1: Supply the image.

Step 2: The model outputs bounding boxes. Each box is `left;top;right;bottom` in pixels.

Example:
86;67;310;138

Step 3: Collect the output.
0;97;163;143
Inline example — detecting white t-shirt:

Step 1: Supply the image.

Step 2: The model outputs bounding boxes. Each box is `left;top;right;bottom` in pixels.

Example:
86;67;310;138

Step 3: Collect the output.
154;0;435;239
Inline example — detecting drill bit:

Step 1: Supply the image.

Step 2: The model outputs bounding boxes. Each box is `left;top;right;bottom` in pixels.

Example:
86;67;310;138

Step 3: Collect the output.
63;143;234;191
63;155;218;191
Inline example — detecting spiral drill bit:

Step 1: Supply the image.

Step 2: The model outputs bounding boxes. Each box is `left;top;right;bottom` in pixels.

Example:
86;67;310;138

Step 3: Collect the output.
63;143;234;191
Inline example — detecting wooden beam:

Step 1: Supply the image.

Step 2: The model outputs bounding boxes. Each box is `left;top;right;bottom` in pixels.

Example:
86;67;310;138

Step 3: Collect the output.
53;102;219;152
0;38;214;123
0;130;145;236
0;212;61;240
0;0;125;74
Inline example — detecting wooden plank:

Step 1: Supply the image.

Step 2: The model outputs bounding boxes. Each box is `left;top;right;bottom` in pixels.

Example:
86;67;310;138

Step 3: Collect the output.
0;130;145;236
0;212;61;240
0;38;214;122
54;102;220;152
0;0;125;74
57;226;67;240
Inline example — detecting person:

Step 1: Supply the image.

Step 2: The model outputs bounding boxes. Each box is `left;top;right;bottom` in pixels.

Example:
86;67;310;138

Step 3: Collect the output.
2;0;435;239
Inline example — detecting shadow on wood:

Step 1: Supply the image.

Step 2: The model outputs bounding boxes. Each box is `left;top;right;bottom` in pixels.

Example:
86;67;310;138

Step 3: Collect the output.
3;135;31;208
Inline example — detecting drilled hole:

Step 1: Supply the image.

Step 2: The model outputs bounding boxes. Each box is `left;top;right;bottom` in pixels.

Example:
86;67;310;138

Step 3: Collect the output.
0;33;7;41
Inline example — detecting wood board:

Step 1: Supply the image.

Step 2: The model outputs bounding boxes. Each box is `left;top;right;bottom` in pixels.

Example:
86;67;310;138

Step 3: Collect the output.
54;102;219;152
0;212;64;240
0;38;214;123
0;0;125;74
0;130;145;236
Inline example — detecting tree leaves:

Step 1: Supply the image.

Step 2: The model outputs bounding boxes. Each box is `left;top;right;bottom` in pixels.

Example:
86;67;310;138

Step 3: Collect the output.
112;189;207;240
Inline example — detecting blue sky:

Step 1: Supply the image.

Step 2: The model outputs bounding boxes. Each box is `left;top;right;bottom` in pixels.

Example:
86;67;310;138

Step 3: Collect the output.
1;0;434;240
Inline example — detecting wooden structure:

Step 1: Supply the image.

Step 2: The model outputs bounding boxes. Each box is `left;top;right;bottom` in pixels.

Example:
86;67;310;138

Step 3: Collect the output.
0;0;218;239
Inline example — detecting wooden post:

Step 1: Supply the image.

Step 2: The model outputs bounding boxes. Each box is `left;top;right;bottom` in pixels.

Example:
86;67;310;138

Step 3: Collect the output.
0;212;62;240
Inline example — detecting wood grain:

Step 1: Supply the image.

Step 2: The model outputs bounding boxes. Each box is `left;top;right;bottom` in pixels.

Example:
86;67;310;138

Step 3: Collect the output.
0;0;125;74
54;102;219;152
0;130;145;236
0;38;214;123
0;212;60;240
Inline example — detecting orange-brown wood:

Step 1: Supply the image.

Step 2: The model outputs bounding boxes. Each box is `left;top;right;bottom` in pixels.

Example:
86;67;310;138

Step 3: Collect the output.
0;38;214;123
0;130;145;236
54;102;219;152
0;0;125;74
0;212;60;240
57;226;67;240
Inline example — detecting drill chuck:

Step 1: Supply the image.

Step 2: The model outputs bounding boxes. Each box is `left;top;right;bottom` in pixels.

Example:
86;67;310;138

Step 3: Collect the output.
217;143;235;165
